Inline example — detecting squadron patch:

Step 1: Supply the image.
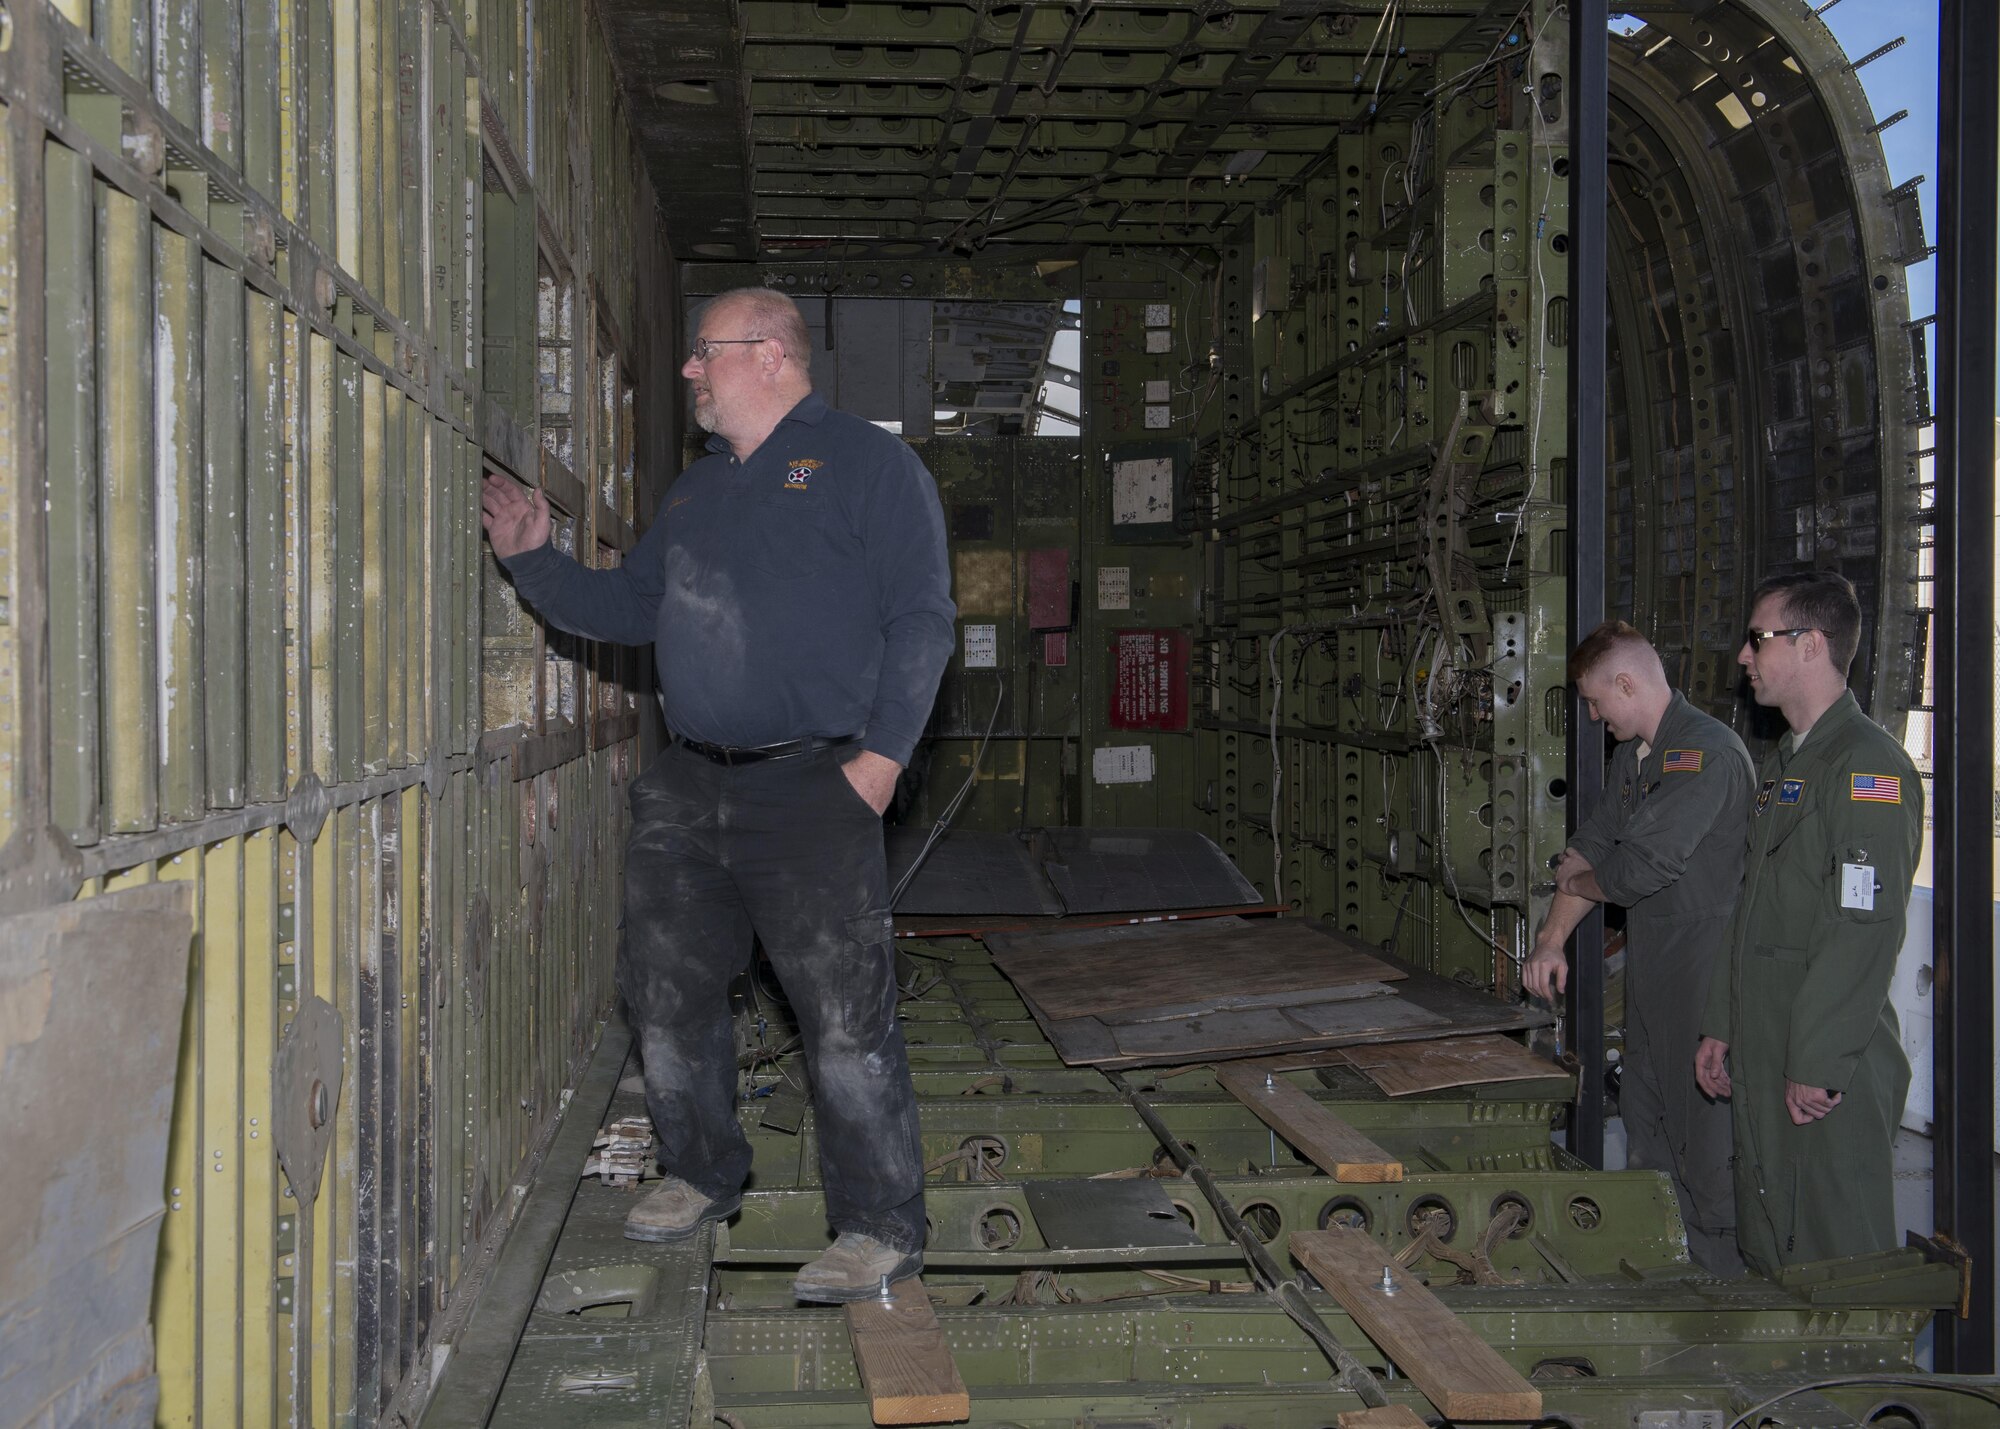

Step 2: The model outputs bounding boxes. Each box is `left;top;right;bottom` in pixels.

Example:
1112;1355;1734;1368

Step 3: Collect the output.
1778;779;1806;805
1662;749;1704;773
784;458;823;489
1755;777;1777;815
1850;773;1902;804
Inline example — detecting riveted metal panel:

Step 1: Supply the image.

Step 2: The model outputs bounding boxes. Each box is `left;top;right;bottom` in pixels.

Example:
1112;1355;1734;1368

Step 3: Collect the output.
8;0;670;1417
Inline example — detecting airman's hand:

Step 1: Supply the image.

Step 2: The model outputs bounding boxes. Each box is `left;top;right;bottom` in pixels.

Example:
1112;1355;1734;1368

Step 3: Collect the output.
1523;942;1569;1002
481;474;552;559
1784;1079;1843;1125
1694;1036;1732;1099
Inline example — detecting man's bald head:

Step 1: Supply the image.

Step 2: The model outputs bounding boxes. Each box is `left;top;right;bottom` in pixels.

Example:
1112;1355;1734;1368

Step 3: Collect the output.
1569;621;1674;745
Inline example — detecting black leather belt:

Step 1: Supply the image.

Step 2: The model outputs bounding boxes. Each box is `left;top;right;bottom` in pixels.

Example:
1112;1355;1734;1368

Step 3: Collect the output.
675;733;858;767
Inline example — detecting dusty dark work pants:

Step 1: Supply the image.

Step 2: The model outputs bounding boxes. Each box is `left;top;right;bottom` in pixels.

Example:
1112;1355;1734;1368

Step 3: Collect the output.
618;741;926;1252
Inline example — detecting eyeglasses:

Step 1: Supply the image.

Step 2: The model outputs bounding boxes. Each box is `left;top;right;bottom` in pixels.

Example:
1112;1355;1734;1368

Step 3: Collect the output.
1744;627;1813;650
687;336;766;362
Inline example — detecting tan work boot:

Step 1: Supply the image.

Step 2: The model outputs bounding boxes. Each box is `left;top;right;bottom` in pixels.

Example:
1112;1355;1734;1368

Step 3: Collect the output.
622;1176;740;1243
792;1231;924;1303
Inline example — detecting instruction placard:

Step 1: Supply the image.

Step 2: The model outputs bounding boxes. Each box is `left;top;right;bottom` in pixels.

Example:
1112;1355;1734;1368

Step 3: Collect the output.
1092;744;1155;785
1097;566;1131;610
963;624;998;669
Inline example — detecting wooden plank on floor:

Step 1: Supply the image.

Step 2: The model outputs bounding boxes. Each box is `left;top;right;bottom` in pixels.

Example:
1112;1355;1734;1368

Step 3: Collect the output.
1338;1033;1564;1096
1289;1228;1542;1422
1104;979;1396;1026
985;917;1404;1022
844;1278;971;1426
1337;1407;1433;1429
1213;1062;1403;1182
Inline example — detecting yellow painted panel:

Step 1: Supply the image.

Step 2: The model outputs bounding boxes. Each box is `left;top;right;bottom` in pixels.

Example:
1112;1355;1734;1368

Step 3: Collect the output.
307;331;337;779
241;829;282;1427
199;839;245;1427
308;820;339;1427
0;100;14;850
381;0;404;320
97;187;157;833
405;408;427;757
274;828;302;1427
399;784;423;1341
155;224;206;822
98;0;145;72
363;370;388;770
152;853;201;1428
278;0;299;223
283;314;307;785
358;0;382;299
334;0;360;273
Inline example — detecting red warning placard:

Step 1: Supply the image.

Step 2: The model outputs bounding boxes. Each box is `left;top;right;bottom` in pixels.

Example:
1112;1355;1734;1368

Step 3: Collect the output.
1109;628;1189;731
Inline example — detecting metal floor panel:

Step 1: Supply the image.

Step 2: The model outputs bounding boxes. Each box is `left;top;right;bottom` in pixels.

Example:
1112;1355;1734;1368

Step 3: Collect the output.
887;827;1064;916
1022;1178;1207;1250
1043;827;1263;914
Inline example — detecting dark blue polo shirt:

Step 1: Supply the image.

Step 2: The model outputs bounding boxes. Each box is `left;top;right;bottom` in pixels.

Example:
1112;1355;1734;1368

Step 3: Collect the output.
499;393;955;766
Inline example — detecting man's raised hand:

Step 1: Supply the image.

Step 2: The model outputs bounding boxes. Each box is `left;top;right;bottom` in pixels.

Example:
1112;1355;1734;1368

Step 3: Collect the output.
481;473;552;559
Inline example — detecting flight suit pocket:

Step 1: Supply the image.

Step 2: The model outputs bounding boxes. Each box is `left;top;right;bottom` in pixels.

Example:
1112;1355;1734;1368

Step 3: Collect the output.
1742;941;1809;1006
1828;846;1897;924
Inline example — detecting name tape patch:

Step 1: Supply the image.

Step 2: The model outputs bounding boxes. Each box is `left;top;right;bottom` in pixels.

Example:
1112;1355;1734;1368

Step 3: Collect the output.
1850;773;1902;804
1779;779;1805;805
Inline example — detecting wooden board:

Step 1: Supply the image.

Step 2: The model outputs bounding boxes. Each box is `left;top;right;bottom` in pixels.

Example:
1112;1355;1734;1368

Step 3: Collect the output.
1282;997;1444;1038
1337;1408;1433;1429
1289;1228;1542;1422
843;1278;970;1425
985;917;1404;1022
1338;1033;1562;1096
1027;949;1552;1071
894;903;1287;940
1104;979;1396;1026
1108;1007;1307;1059
1213;1062;1403;1182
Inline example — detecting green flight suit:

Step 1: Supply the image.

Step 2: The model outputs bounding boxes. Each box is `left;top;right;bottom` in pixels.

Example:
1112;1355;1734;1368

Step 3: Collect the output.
1567;691;1753;1276
1700;690;1922;1277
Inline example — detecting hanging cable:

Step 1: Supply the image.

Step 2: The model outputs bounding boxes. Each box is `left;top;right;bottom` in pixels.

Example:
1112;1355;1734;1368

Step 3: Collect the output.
889;672;1005;910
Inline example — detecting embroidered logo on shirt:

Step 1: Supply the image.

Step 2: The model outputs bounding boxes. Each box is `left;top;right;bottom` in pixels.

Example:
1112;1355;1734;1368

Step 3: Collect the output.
785;458;823;489
1850;773;1902;804
1778;779;1805;805
1662;749;1703;773
1755;778;1776;814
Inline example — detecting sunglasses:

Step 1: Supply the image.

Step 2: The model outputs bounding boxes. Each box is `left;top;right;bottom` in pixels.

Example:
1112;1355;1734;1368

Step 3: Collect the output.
1743;627;1813;650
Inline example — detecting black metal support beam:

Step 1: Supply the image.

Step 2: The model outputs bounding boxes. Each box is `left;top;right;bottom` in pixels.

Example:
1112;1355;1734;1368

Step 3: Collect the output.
1932;0;1997;1375
1564;0;1610;1168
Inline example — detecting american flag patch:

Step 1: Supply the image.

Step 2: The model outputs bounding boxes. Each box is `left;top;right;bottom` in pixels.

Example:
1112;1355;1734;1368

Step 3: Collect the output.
1851;774;1902;804
1662;749;1703;773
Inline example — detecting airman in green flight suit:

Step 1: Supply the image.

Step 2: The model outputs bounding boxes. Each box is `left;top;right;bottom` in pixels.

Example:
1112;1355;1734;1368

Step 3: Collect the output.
1696;571;1923;1277
1526;621;1754;1276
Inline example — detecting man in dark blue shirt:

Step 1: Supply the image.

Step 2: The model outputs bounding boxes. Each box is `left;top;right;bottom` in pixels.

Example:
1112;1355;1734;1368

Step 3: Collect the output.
481;287;955;1301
